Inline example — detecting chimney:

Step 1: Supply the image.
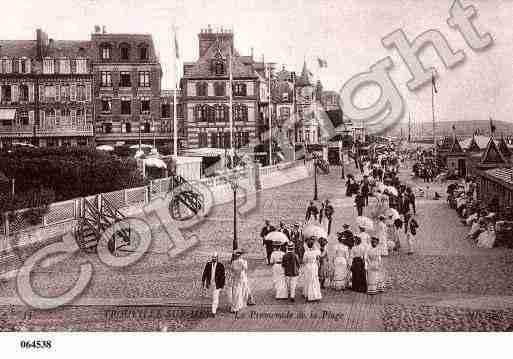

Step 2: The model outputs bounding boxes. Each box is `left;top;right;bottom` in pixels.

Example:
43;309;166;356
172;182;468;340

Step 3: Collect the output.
94;25;101;34
250;47;254;60
36;28;49;59
102;25;106;34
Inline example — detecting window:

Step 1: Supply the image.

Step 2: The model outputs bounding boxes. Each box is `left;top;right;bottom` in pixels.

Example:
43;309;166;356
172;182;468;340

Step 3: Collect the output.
19;111;29;126
242;132;249;146
20;59;28;73
2;58;12;73
103;123;112;133
198;132;208;147
2;120;12;126
210;133;218;148
234;104;248;122
59;59;71;74
223;132;230;148
214;82;225;96
142;122;151;133
76;59;87;74
138;71;150;87
140;98;150;114
139;46;148;60
1;85;10;102
214;61;225;75
282;92;289;101
215;105;225;121
233;83;247;96
44;85;56;102
196;82;207;97
76;85;86;101
121;98;131;115
60;85;70;101
161;104;171;118
100;71;112;87
101;97;112;113
120;72;131;87
43;58;54;74
101;44;111;60
19;85;29;101
124;122;132;133
120;44;130;60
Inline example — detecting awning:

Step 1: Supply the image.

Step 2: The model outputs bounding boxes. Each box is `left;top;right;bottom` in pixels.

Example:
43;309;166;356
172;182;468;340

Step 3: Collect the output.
0;108;16;120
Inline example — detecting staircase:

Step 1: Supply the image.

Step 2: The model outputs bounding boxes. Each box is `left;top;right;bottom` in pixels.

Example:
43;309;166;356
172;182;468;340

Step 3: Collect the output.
76;196;131;253
312;152;330;174
168;175;204;221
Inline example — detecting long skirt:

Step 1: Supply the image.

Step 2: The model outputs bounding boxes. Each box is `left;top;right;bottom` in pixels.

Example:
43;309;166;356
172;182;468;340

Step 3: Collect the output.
351;257;367;293
302;263;322;301
367;266;380;294
272;264;288;299
231;277;250;312
332;257;348;290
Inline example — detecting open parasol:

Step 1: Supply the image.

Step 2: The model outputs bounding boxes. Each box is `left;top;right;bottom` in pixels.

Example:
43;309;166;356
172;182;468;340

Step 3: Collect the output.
385;208;400;220
302;224;328;240
265;231;289;244
385;186;398;197
356;216;374;231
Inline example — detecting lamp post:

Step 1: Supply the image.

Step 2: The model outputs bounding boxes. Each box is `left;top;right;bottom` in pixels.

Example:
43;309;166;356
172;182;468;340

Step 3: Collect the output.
313;157;318;201
228;170;240;251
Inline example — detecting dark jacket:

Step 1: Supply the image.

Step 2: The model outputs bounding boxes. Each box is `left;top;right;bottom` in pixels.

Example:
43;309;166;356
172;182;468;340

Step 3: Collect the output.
282;252;300;277
324;204;334;218
260;225;276;245
202;261;226;289
355;194;365;208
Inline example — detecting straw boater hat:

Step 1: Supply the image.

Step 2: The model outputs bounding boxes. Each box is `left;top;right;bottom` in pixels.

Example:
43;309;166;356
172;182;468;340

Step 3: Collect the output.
287;242;295;252
342;223;350;229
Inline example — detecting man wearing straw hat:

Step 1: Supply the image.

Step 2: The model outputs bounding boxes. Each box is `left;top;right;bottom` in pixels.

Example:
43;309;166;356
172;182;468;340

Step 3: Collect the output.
282;242;300;302
201;252;226;317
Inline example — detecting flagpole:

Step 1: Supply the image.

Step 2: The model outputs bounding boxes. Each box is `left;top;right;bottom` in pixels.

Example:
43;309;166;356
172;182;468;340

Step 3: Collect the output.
268;63;272;166
292;73;296;161
229;46;234;159
432;75;436;155
173;27;179;156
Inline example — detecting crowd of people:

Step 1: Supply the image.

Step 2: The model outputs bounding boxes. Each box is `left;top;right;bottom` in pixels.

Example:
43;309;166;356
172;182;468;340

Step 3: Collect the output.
449;177;513;248
201;145;423;317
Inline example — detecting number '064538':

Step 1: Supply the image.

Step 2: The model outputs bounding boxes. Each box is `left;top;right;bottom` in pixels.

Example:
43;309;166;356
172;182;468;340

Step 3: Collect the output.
20;340;52;349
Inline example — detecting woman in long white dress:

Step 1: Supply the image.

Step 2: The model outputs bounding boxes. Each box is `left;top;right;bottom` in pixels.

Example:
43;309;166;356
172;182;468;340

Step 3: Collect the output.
302;239;322;301
365;237;384;295
477;223;496;248
270;243;288;299
376;215;388;256
332;237;350;290
231;250;252;313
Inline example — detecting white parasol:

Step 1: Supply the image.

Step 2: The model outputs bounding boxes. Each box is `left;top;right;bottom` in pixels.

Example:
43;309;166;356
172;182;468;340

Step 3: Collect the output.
356;216;374;231
96;145;114;151
129;144;153;149
385;186;398;197
302;224;328;240
385;208;400;220
265;231;289;244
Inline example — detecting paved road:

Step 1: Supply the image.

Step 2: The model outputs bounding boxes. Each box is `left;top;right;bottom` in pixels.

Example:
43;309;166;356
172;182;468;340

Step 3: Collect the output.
1;162;513;331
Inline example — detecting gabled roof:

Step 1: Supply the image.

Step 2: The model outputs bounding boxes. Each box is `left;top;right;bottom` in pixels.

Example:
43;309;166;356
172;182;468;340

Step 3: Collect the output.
296;60;313;87
448;136;463;154
271;79;293;103
480;136;507;166
498;136;511;158
46;40;95;59
185;37;257;79
466;136;481;152
276;67;291;82
460;135;497;150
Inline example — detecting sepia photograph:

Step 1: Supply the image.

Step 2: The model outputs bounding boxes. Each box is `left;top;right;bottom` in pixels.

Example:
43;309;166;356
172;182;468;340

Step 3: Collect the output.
0;0;512;356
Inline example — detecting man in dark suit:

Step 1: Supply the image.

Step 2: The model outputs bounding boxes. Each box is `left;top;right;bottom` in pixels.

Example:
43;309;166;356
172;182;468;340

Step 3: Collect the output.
305;201;319;221
278;220;290;239
260;220;276;265
201;252;226;316
324;199;335;235
282;243;300;302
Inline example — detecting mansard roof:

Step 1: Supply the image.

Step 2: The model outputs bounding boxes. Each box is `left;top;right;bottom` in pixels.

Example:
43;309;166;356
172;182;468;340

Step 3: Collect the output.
0;40;37;58
466;135;481;152
448;136;463;154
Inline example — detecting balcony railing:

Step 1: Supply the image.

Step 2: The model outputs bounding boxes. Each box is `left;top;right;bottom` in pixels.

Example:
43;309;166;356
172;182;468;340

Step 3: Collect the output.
36;124;93;137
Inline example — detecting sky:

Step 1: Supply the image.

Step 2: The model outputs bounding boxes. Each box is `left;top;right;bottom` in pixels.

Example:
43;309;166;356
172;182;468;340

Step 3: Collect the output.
3;0;512;128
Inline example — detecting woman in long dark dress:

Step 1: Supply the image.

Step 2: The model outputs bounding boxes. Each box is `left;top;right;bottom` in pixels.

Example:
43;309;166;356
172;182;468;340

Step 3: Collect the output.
350;236;367;293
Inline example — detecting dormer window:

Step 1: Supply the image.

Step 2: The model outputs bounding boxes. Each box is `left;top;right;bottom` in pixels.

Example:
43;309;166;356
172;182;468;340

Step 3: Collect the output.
43;58;54;74
233;83;247;96
120;43;130;60
139;45;148;60
214;61;225;76
59;58;70;74
282;92;289;101
76;58;87;74
100;43;112;60
196;82;208;97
